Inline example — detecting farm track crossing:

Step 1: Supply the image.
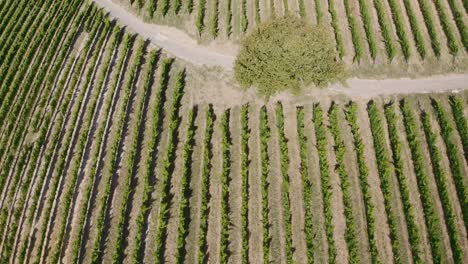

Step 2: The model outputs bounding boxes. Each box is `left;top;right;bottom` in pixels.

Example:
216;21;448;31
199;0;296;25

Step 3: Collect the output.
0;1;467;263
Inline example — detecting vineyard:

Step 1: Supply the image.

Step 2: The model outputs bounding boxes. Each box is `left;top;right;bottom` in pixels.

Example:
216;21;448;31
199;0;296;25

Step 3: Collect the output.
113;0;468;73
0;0;468;263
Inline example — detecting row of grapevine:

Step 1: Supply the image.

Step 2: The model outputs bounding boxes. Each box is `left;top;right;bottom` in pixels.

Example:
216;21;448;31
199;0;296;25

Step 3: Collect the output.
432;0;459;54
344;103;380;263
3;0;85;214
0;0;48;254
327;0;345;58
210;0;219;37
153;69;186;263
0;0;68;169
445;0;468;51
0;0;46;71
431;99;467;229
401;0;426;58
386;0;411;60
367;101;401;263
159;0;170;16
0;0;35;67
15;10;101;262
239;104;250;264
226;0;232;36
32;18;111;263
174;0;182;14
14;11;99;260
448;96;468;162
282;0;289;14
328;103;359;263
46;22;119;264
0;0;28;41
415;0;441;57
196;0;207;35
420;110;463;263
0;0;75;144
313;0;323;24
134;0;144;10
269;0;275;18
219;109;232;263
241;0;248;32
342;0;363;62
312;104;337;263
197;105;215;263
187;0;194;13
110;39;147;264
0;0;84;160
0;0;87;253
146;0;156;18
258;106;271;263
295;107;314;262
274;102;294;262
357;0;377;60
383;103;423;263
372;0;397;60
131;57;174;263
255;0;260;23
89;32;138;264
298;0;305;17
0;0;63;121
174;106;197;263
399;100;444;263
70;27;130;264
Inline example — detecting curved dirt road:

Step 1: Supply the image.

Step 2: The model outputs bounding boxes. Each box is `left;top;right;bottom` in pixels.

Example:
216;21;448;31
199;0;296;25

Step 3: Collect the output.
93;0;236;69
92;0;468;96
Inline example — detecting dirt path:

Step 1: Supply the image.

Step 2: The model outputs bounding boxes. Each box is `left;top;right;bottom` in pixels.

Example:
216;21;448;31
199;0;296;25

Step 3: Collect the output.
92;0;237;70
93;0;468;97
328;74;468;98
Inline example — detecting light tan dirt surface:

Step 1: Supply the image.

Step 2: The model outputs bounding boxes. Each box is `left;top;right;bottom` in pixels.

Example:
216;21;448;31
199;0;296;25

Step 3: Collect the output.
93;0;237;70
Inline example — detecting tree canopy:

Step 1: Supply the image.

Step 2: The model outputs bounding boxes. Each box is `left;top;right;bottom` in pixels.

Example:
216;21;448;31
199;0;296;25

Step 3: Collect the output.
234;16;345;97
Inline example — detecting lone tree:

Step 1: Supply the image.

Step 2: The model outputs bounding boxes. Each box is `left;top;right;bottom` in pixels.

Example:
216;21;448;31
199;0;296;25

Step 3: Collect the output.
234;16;345;97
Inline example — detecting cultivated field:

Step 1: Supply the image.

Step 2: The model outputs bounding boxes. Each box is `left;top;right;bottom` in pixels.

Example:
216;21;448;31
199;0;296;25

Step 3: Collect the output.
115;0;468;75
0;0;467;264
